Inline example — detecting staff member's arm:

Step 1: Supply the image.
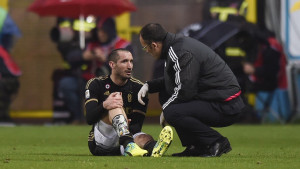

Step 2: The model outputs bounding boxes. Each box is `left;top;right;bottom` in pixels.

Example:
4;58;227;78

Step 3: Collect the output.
138;77;164;105
174;52;200;101
161;51;199;109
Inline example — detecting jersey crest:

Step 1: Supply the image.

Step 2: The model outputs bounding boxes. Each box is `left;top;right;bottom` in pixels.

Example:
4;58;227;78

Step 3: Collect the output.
127;93;132;103
104;91;110;96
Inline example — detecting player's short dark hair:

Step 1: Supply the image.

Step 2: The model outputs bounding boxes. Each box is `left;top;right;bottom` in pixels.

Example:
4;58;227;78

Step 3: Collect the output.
108;48;131;62
140;23;168;45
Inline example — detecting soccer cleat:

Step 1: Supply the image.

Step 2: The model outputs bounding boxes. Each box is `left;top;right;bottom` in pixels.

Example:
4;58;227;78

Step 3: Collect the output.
151;126;173;157
124;142;148;157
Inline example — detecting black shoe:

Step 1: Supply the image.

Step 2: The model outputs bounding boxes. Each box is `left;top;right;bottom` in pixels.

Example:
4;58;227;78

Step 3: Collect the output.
208;137;232;157
172;145;210;157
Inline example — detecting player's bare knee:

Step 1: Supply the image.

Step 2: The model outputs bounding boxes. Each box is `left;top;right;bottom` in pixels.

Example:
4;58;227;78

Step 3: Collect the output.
109;107;124;114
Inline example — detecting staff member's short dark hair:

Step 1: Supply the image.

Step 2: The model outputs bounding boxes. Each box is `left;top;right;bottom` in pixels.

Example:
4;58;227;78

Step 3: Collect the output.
140;23;167;45
108;48;130;62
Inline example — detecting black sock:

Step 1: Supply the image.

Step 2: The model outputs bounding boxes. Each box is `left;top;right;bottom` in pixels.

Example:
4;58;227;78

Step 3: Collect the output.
143;140;157;156
119;134;134;148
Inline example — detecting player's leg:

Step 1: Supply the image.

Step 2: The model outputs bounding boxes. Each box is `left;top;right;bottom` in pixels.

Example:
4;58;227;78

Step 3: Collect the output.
151;126;173;157
133;132;156;156
131;126;173;157
109;107;148;156
88;124;120;156
132;129;173;157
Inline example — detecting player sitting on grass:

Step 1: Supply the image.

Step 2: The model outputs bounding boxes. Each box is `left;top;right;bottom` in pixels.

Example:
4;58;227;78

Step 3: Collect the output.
85;48;173;157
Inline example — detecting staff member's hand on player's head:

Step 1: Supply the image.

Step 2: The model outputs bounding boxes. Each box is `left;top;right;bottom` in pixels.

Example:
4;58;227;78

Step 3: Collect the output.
103;92;123;110
138;83;149;105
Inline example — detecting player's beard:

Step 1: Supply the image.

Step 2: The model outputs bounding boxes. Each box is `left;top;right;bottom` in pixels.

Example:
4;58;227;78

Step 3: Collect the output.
114;64;132;82
121;75;130;81
116;70;131;82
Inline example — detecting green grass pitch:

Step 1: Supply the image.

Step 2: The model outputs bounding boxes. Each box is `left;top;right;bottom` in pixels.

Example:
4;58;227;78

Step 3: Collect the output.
1;124;300;169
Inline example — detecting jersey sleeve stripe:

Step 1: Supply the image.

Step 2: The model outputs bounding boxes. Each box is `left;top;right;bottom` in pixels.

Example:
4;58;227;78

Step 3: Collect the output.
85;98;98;105
132;110;146;116
85;78;96;89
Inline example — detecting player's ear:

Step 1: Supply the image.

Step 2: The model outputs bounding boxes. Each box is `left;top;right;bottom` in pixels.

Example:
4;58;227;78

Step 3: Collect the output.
109;61;115;69
152;42;157;48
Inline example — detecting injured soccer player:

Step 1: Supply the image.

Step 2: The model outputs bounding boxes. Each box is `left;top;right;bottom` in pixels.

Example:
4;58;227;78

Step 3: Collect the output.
84;48;173;157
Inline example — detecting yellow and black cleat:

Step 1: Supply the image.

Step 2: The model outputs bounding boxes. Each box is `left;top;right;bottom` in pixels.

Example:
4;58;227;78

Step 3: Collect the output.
151;126;173;157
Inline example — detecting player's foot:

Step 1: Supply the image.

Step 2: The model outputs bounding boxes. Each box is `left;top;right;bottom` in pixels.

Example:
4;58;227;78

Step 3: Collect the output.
151;126;173;157
124;142;148;156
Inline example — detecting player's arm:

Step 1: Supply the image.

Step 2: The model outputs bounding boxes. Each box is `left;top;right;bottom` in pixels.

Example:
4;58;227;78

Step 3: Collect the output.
85;79;107;125
85;100;106;125
175;52;199;101
85;81;123;124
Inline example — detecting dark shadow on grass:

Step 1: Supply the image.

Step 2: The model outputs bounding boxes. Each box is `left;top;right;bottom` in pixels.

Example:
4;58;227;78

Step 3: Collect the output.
29;153;129;157
29;153;92;157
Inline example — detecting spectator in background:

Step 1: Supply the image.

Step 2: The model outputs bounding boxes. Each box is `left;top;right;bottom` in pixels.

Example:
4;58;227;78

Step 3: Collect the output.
207;0;283;123
82;17;133;80
180;0;258;94
0;7;21;123
242;30;281;92
0;47;21;123
50;17;95;124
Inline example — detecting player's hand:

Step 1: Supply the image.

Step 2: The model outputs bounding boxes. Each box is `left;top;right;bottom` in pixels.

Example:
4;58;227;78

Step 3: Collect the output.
103;92;123;110
138;83;148;105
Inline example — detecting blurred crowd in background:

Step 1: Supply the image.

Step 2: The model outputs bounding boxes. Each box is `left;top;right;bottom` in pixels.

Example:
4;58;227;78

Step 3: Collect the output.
0;0;299;125
0;6;21;122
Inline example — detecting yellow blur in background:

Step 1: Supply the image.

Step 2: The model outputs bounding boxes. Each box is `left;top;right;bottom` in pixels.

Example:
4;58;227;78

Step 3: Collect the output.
0;0;8;10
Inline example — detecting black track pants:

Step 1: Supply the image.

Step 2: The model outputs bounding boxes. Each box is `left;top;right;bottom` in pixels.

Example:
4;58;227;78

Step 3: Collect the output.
163;97;244;147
